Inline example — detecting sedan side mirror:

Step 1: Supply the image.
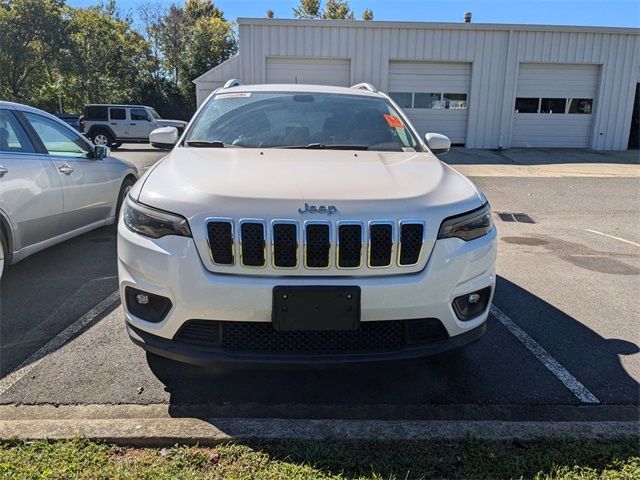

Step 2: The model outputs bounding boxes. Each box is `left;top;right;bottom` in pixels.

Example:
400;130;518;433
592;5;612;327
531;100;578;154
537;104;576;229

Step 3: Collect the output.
425;133;451;155
150;126;179;149
93;145;109;159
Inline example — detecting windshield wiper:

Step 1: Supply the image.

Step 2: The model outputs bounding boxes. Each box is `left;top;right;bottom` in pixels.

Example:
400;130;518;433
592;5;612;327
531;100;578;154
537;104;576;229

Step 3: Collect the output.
184;140;236;148
280;143;370;150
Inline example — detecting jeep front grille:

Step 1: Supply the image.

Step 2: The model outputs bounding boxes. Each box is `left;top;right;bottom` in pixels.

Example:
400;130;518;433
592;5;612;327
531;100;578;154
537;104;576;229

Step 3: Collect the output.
206;219;425;273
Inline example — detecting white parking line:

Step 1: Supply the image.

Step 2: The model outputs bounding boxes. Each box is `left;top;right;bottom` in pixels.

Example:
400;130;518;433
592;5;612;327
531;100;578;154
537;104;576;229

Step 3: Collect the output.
491;305;600;404
586;229;640;247
0;291;120;397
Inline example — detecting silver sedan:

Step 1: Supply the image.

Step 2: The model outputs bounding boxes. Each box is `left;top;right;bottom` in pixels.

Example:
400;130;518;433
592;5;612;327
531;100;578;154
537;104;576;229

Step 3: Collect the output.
0;101;138;278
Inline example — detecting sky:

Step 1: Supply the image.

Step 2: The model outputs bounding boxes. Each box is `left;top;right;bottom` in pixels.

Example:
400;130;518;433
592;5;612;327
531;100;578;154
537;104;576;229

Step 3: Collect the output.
67;0;640;28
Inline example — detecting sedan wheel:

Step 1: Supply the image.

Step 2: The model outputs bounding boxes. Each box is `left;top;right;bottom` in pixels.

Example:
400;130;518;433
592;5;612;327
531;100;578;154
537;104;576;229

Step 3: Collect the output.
0;233;6;279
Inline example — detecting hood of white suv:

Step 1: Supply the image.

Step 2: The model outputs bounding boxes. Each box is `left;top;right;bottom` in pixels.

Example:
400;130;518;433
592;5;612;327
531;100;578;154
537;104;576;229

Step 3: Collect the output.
137;148;482;215
133;147;485;276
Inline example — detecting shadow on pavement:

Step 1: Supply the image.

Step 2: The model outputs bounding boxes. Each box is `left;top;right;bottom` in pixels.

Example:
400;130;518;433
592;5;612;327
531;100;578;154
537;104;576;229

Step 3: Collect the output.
0;225;119;376
147;275;639;420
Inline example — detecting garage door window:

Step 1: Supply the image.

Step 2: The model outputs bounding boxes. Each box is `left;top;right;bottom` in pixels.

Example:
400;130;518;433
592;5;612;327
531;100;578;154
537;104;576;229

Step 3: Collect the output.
443;93;467;110
414;93;441;109
515;98;540;113
393;92;467;110
540;98;567;114
389;92;413;109
568;99;593;114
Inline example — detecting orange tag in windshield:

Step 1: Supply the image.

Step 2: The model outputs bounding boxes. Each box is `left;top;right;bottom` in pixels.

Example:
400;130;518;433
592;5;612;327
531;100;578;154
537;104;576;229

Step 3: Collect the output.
384;114;404;128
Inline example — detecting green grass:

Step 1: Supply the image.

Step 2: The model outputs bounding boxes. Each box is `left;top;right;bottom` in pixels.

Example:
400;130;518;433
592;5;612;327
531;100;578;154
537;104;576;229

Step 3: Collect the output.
0;437;637;479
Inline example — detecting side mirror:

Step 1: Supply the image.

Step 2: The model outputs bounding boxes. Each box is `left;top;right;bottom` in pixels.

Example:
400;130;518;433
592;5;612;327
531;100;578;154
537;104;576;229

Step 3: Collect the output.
93;145;110;159
425;133;451;155
150;126;179;149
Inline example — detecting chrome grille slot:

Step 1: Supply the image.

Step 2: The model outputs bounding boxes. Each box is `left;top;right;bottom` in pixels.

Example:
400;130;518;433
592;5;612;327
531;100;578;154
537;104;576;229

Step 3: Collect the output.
305;223;331;268
207;220;234;265
338;223;362;268
398;222;424;266
369;223;393;267
240;221;266;267
273;223;298;268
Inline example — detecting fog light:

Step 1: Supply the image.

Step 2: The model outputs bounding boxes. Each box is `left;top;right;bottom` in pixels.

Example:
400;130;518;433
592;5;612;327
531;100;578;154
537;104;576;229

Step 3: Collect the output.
452;287;491;321
136;293;149;305
125;287;172;323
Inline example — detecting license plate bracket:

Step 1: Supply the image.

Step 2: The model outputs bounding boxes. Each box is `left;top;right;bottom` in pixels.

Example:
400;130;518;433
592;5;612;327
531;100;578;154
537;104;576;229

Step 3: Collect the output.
272;286;361;331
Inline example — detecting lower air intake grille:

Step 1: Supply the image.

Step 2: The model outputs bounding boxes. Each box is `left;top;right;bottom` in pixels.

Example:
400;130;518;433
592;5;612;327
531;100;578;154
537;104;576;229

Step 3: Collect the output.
207;221;233;265
241;222;265;267
338;224;362;268
174;318;448;354
305;224;330;268
273;223;298;268
369;224;393;267
399;223;424;265
174;320;221;346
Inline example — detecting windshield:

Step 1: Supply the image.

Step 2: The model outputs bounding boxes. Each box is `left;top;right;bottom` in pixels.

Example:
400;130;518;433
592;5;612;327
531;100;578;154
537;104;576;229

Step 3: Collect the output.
149;108;161;120
184;92;420;151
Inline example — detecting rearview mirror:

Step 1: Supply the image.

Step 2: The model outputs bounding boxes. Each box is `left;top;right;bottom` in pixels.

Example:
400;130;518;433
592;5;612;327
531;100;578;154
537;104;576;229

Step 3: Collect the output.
425;133;451;155
93;145;109;159
150;126;179;149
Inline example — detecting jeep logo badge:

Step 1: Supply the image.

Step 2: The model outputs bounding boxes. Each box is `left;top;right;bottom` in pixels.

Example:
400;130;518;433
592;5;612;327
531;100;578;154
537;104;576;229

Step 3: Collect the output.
298;203;337;215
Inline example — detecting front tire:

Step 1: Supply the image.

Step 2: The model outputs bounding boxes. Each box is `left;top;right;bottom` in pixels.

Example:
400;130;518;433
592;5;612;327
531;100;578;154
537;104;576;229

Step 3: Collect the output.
91;131;113;148
115;177;136;222
0;229;9;280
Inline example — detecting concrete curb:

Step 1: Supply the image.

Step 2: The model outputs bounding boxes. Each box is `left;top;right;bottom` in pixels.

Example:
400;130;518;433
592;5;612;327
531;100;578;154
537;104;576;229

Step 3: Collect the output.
0;405;637;446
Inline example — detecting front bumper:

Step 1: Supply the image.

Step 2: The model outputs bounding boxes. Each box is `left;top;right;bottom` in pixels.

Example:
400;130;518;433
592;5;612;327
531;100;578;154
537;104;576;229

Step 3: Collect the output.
127;321;487;365
118;218;496;364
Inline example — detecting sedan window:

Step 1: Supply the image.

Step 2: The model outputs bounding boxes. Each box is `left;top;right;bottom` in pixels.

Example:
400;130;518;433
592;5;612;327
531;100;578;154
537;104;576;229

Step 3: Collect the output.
0;110;35;153
23;112;91;157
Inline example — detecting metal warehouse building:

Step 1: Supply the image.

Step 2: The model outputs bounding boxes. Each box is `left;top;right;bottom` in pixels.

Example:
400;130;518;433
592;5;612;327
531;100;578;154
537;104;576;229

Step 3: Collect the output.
194;18;640;150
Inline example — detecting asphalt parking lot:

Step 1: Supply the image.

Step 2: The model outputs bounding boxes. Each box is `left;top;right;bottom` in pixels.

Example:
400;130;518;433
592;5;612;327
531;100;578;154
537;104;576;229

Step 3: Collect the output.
0;145;638;424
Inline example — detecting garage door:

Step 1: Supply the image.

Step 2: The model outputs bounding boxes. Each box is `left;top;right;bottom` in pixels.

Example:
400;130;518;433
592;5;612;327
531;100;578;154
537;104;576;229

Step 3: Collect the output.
265;58;351;86
388;61;471;144
512;64;599;148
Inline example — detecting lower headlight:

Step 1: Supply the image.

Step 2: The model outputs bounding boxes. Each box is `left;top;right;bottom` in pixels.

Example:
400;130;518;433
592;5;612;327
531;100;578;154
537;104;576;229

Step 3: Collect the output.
438;203;493;241
123;196;192;239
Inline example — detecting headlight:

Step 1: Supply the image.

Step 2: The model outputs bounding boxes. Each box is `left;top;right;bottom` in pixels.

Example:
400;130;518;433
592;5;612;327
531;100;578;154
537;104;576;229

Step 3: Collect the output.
438;203;493;241
123;196;192;239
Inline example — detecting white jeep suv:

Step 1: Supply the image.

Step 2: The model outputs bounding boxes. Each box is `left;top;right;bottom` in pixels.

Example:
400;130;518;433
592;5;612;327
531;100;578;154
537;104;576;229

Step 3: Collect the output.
80;104;187;149
118;82;496;364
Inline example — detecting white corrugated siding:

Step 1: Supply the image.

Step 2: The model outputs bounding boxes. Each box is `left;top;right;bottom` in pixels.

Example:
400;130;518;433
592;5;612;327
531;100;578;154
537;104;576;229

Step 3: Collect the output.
511;64;599;148
194;20;640;150
388;61;471;143
193;54;241;106
265;57;351;85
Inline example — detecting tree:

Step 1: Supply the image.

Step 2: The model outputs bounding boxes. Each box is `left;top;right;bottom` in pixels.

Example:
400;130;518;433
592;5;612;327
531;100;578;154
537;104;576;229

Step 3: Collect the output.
292;0;320;19
150;0;236;115
180;15;236;103
0;0;67;107
62;3;149;108
322;0;354;19
265;9;274;18
362;8;373;20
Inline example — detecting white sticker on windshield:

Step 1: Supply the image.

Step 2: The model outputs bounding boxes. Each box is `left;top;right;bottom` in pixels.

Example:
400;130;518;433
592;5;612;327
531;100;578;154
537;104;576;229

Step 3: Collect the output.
215;92;252;99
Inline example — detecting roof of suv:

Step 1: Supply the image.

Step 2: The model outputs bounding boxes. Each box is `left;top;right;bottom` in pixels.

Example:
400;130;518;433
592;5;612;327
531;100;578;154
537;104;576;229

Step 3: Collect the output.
84;104;151;108
219;84;383;98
